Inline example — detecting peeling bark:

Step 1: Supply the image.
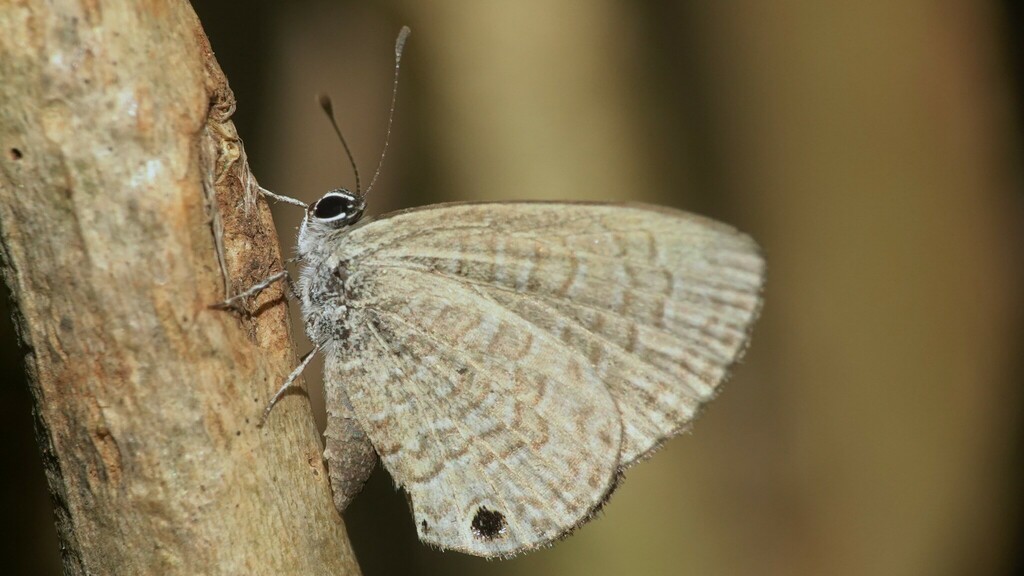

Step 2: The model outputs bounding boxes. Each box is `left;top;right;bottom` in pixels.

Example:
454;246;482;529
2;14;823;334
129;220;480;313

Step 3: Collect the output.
0;1;360;573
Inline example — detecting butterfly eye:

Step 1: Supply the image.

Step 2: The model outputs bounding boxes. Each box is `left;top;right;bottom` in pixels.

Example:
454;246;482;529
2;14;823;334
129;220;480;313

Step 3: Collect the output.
311;190;364;226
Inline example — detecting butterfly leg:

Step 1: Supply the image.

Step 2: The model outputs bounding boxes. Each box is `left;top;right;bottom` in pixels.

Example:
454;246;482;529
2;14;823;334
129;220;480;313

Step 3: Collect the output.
257;346;319;427
211;187;302;312
258;186;307;208
210;270;290;312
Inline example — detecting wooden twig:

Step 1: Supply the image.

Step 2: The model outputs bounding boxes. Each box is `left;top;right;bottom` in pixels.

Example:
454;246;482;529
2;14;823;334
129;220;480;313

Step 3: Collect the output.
0;1;360;573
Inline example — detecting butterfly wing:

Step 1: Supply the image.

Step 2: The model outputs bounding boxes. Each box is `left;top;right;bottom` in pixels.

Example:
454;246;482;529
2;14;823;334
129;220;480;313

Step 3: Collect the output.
328;202;764;557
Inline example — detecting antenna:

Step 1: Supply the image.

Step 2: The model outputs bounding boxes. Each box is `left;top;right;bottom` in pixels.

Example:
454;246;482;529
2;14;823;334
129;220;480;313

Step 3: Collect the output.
318;25;410;199
318;94;361;196
366;25;410;196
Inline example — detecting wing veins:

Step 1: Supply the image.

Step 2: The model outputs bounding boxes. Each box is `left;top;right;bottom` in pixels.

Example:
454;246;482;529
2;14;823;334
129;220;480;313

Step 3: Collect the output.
351;205;742;264
362;320;472;545
361;262;744;374
366;238;759;320
363;308;577;544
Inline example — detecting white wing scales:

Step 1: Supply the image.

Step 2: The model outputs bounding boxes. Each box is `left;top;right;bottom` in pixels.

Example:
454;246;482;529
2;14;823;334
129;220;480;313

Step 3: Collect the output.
323;202;764;557
334;270;622;556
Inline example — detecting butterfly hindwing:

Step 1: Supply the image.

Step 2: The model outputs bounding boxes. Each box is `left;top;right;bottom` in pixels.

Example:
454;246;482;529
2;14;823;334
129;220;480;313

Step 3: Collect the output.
331;268;622;556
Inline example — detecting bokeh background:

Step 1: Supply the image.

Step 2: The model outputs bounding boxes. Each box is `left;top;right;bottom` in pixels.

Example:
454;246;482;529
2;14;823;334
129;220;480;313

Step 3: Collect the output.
2;1;1022;575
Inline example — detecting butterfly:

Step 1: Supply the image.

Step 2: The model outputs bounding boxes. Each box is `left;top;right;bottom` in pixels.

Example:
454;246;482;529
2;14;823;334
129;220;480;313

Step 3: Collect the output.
224;26;765;558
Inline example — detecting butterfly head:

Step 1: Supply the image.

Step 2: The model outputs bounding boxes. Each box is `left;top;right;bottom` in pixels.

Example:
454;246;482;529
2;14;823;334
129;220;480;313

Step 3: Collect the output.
297;189;365;256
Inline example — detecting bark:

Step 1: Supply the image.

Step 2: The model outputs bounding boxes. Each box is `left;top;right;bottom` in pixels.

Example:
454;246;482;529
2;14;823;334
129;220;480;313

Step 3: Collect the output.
0;1;360;574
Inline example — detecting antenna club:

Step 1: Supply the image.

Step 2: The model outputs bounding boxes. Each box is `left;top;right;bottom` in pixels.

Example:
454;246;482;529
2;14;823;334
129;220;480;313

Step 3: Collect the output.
396;26;411;60
317;26;409;200
318;93;334;116
365;25;410;196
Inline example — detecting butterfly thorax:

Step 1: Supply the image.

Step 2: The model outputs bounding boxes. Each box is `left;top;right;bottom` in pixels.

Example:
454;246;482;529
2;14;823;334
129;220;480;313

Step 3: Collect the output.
297;246;355;347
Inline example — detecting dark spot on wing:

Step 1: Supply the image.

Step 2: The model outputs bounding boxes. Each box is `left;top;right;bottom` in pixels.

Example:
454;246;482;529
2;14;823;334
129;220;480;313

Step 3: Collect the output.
471;506;507;540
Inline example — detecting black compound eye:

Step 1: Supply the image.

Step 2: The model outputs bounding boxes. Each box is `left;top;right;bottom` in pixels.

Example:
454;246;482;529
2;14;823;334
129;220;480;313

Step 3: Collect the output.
314;194;350;219
312;191;363;225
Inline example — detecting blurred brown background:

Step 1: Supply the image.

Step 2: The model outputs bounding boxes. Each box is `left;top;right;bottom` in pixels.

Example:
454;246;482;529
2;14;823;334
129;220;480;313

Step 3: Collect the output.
2;1;1022;574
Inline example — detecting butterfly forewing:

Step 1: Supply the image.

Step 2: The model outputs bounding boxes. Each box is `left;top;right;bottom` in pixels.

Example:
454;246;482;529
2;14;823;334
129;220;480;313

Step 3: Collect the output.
323;202;764;556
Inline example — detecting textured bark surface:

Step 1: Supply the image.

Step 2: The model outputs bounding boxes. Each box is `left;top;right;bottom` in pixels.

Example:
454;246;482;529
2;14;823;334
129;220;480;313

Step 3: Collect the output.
0;1;360;574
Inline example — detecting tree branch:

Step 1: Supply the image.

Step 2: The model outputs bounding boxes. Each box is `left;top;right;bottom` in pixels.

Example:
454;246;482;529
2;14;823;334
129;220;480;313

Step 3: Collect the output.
0;1;360;573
